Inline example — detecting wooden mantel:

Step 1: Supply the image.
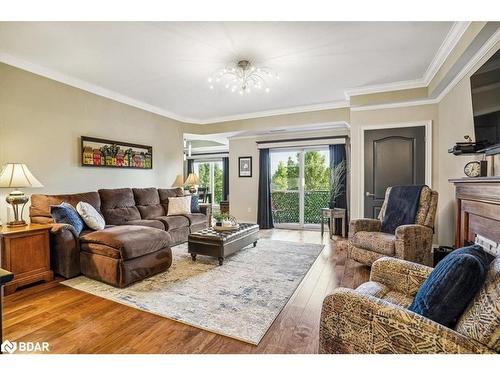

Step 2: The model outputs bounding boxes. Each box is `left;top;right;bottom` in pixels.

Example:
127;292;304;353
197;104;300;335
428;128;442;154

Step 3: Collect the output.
450;177;500;248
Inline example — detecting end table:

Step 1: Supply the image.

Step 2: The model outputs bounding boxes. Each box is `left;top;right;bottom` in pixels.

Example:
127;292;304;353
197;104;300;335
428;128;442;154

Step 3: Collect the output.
320;208;346;238
0;224;54;295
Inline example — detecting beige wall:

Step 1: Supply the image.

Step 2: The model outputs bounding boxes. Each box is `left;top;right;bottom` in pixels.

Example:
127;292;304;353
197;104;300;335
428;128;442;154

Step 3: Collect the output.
229;128;349;223
0;63;184;224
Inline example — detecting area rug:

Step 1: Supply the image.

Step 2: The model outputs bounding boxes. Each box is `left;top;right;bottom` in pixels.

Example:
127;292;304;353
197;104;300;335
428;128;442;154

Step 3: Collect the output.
62;239;324;344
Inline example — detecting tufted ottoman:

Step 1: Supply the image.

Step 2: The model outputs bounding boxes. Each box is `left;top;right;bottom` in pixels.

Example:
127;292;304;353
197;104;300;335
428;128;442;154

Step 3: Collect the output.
79;225;172;287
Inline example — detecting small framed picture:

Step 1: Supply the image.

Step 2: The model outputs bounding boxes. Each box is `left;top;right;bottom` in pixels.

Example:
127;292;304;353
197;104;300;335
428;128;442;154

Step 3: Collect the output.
238;156;252;177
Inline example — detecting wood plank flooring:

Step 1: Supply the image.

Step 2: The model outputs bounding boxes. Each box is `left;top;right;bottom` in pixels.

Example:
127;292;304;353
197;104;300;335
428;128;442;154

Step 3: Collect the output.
2;229;370;354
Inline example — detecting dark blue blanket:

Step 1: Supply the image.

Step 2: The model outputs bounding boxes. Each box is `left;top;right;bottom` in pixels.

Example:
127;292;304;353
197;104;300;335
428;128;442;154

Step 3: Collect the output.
381;185;424;234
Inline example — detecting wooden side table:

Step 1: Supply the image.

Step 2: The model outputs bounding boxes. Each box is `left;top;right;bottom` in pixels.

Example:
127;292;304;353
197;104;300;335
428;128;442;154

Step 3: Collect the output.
0;224;53;295
320;208;346;238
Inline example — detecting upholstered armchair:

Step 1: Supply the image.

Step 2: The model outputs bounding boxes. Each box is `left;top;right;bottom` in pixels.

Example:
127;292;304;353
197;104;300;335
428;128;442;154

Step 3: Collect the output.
349;186;438;267
319;256;499;354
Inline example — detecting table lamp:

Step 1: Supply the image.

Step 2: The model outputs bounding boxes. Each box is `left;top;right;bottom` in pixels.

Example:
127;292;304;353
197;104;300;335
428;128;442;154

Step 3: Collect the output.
184;173;199;194
171;174;185;188
0;163;43;227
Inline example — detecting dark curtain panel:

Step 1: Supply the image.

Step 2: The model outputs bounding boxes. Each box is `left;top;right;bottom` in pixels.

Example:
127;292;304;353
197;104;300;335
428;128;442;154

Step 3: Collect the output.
257;148;274;229
329;143;348;235
222;157;229;201
187;159;194;176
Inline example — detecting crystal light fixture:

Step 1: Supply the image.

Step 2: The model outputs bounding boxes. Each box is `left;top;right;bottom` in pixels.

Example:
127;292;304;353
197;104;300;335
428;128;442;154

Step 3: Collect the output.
208;59;279;95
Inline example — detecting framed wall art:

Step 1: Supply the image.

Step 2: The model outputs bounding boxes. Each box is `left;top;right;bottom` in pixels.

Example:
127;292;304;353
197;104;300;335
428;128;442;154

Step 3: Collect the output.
81;136;153;169
238;156;252;177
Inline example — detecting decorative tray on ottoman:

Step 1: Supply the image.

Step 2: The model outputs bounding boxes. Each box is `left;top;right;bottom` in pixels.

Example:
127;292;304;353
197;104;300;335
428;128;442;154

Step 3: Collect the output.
214;224;240;232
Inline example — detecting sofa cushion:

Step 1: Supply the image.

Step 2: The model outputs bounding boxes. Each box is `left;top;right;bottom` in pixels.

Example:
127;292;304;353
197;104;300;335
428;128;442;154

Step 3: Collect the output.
408;245;494;328
124;219;165;230
182;213;206;226
155;215;189;230
167;196;192;216
76;201;106;230
98;188;141;225
79;225;170;260
352;231;395;256
455;256;500;351
50;203;85;235
158;187;184;213
191;195;201;213
30;192;101;222
133;188;165;219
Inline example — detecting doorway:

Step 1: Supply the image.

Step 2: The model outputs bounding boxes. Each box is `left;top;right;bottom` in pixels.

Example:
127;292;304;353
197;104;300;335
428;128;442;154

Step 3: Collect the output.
363;125;427;218
270;147;330;228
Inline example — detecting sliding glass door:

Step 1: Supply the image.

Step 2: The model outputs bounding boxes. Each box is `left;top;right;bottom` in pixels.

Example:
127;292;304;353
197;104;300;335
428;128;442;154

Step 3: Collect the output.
270;147;330;228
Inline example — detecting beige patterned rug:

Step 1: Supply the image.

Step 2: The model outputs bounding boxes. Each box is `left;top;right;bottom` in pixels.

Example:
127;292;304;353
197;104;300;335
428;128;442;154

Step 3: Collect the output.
62;239;324;344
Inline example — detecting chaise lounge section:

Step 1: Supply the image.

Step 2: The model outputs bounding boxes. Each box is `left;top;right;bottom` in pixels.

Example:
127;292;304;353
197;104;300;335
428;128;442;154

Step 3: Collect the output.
29;187;211;287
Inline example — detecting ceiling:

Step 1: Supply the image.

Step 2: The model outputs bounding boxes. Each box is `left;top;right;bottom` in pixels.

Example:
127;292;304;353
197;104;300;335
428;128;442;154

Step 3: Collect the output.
0;22;454;123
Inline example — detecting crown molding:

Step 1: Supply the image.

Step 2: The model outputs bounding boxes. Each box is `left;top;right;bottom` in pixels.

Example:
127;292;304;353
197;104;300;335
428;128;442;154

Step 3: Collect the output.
350;26;500;112
434;26;500;102
192;100;350;125
422;21;471;84
0;52;202;124
344;22;470;100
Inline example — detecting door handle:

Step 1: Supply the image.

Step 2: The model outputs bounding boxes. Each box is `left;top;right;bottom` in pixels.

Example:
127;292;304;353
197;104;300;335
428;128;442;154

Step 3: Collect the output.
365;192;375;197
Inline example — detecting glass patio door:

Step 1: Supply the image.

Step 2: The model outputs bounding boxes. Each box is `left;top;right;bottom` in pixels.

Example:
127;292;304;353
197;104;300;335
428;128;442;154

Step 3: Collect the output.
193;159;223;205
270;147;330;228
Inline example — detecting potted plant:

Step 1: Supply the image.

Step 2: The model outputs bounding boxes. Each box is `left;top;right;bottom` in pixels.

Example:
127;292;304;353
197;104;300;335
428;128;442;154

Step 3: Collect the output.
329;160;346;209
213;212;227;227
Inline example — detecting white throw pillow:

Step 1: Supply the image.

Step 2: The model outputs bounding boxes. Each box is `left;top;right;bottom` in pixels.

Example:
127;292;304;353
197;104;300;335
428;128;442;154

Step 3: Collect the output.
167;196;192;216
76;201;105;230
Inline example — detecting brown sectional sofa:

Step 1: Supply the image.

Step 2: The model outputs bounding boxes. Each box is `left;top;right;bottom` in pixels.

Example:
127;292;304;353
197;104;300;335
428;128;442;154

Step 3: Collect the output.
29;187;211;287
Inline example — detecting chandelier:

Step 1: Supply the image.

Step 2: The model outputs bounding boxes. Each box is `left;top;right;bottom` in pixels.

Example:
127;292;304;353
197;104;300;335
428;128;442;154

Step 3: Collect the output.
208;59;279;95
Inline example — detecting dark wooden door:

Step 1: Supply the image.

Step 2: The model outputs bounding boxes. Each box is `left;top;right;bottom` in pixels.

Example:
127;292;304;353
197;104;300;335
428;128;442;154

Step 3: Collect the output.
364;126;426;218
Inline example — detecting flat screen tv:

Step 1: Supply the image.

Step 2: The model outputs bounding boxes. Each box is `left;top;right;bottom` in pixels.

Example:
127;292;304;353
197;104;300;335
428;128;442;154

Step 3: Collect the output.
471;50;500;151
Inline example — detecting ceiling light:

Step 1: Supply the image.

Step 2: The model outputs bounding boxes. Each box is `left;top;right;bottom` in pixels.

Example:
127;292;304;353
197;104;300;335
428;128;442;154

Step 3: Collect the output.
208;60;277;95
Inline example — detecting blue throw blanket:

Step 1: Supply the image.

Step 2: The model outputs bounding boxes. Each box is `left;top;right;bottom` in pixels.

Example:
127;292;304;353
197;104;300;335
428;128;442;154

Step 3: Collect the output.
381;185;424;234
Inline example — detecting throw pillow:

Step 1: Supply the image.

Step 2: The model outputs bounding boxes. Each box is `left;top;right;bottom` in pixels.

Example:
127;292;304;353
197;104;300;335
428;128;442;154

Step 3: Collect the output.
76;201;105;230
50;202;85;235
191;195;201;213
408;245;494;327
167;196;192;216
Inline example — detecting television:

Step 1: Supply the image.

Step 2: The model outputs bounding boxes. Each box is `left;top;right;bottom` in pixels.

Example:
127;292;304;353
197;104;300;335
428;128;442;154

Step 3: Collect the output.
471;50;500;152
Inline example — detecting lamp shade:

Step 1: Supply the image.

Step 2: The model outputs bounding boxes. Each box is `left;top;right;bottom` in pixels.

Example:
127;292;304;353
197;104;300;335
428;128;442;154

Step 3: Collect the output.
172;174;185;188
184;173;199;186
0;163;43;188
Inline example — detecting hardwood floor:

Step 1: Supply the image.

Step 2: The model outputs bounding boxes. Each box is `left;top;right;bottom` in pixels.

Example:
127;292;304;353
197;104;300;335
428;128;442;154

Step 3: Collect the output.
2;229;370;354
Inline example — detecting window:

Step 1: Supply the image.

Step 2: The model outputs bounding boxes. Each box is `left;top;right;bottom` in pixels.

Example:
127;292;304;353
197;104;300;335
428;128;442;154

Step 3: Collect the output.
193;160;224;205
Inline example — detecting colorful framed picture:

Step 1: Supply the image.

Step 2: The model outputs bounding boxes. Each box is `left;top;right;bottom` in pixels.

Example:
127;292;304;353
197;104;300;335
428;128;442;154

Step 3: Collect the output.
238;156;252;177
81;136;153;169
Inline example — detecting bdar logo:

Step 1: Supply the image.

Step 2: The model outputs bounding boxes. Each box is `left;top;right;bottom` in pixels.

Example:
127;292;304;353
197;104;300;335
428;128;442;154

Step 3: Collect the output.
1;340;17;354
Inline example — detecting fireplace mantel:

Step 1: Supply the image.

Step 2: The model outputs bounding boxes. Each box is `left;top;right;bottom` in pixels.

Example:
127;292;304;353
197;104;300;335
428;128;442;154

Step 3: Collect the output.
450;177;500;247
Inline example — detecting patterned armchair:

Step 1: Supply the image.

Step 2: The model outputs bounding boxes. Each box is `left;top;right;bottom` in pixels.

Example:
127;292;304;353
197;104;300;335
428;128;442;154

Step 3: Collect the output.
349;185;438;267
319;256;499;354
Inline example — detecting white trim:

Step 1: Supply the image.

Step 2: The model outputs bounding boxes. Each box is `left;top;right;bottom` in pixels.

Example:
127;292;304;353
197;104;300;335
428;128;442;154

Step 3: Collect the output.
344;79;426;98
434;27;500;103
358;121;433;219
345;22;470;99
350;98;439;112
349;28;500;112
0;52;201;124
257;137;345;150
422;22;471;84
194;101;350;125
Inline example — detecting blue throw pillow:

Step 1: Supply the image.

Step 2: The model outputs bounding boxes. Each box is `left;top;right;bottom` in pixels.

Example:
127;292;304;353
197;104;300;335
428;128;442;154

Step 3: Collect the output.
50;202;85;235
408;245;494;327
191;195;201;213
